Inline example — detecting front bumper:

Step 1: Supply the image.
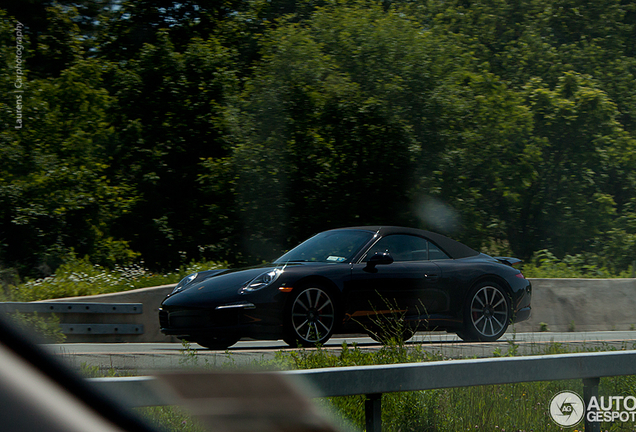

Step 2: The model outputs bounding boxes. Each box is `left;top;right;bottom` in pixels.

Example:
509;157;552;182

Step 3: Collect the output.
159;303;253;332
159;302;280;340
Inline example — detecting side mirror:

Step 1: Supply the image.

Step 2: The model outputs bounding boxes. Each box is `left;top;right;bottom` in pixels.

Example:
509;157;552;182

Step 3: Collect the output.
366;252;394;270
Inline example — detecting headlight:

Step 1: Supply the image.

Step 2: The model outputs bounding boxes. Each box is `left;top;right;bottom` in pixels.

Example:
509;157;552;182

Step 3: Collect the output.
171;272;198;295
240;269;282;293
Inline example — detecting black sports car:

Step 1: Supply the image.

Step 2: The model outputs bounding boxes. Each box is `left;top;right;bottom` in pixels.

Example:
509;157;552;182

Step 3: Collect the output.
159;226;531;349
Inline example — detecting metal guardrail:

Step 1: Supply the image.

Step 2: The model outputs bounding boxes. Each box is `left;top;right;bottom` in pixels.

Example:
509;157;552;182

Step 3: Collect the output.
89;350;636;432
0;302;144;335
0;302;142;314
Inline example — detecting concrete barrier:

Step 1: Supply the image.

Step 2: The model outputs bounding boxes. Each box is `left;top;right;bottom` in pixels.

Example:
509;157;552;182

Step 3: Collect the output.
515;278;636;333
48;278;636;342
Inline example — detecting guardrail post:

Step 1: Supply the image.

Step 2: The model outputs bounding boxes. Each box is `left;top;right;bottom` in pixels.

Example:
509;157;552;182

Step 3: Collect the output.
365;393;382;432
583;377;600;432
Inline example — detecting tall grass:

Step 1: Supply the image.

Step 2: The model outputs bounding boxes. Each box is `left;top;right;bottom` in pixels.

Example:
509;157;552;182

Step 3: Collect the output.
521;249;634;279
75;339;636;431
0;257;225;342
160;338;636;431
266;342;636;431
1;256;226;302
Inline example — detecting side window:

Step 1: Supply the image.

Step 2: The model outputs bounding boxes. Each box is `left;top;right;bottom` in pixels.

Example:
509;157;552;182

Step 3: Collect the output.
428;242;449;260
364;235;431;262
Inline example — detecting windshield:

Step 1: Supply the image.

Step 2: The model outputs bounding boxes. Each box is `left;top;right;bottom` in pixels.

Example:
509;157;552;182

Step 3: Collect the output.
275;230;375;264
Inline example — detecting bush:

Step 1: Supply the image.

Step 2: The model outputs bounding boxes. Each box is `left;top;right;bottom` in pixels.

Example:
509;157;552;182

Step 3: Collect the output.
7;311;66;343
3;255;226;302
520;249;632;278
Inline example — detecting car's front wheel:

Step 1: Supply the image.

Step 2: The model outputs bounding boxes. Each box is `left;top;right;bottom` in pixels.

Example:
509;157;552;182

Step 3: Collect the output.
283;285;337;347
459;281;511;342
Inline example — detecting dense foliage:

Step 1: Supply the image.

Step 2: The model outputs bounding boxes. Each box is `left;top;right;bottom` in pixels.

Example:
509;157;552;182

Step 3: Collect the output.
2;0;636;280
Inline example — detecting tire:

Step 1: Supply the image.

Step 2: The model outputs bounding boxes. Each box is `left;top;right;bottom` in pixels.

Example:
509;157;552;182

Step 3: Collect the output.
283;285;337;347
460;281;511;342
192;336;240;350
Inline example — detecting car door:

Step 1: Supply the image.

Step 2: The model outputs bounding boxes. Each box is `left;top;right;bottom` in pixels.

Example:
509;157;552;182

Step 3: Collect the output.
343;234;445;324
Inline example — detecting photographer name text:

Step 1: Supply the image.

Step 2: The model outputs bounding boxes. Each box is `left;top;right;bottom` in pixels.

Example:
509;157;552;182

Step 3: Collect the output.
15;21;24;129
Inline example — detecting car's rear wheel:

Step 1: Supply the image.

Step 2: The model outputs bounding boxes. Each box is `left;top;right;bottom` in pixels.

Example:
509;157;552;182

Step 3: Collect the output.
191;336;240;350
460;281;511;342
283;285;337;347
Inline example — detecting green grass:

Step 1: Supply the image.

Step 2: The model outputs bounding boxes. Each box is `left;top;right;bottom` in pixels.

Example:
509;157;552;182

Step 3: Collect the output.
1;255;226;302
154;340;636;432
7;311;66;343
520;249;634;279
0;258;226;344
269;343;636;431
71;338;636;431
135;406;207;432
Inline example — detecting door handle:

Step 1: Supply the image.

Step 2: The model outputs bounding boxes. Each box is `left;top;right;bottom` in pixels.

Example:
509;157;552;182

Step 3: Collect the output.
424;274;439;282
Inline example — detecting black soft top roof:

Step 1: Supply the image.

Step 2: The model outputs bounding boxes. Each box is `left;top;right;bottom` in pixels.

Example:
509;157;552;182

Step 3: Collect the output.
333;226;480;259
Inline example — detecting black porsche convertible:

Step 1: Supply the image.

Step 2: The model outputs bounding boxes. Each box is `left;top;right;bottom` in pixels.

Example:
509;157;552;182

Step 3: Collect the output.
159;226;531;349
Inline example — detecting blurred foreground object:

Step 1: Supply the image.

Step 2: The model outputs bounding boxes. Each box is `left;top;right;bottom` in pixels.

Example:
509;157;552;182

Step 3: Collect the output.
0;313;158;432
157;371;339;432
0;311;338;432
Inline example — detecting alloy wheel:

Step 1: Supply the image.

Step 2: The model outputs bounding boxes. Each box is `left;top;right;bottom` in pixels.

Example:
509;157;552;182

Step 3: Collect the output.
470;285;509;338
290;287;336;344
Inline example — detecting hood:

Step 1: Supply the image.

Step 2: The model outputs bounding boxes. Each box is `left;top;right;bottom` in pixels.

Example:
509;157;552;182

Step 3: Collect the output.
161;265;280;308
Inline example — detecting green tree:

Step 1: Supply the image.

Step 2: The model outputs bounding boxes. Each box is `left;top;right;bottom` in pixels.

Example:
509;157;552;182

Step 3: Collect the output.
227;2;458;258
0;57;136;275
420;70;534;252
105;32;239;267
422;0;636;135
518;73;636;256
4;0;636;276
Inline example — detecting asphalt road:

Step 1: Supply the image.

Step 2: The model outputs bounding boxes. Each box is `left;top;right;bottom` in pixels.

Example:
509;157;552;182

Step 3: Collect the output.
44;331;636;375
